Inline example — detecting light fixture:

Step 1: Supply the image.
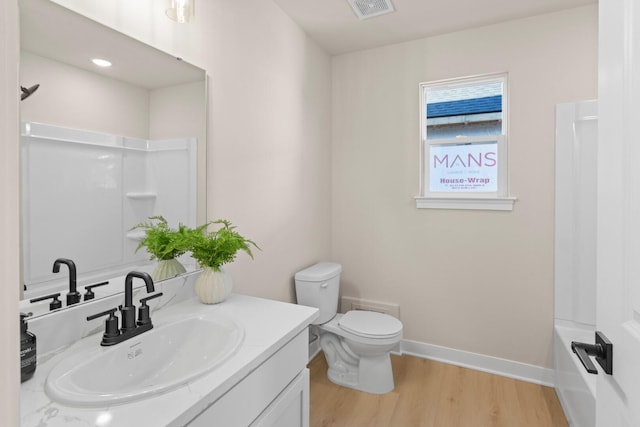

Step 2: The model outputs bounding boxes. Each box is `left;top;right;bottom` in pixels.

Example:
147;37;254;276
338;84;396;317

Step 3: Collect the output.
92;58;112;68
165;0;194;24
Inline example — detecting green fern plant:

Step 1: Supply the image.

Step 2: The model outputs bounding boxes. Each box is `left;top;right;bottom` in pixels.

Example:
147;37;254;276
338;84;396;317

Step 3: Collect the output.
188;219;259;271
131;216;192;261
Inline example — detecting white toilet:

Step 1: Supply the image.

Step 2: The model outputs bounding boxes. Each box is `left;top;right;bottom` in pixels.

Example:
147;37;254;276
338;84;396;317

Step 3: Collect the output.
295;262;403;394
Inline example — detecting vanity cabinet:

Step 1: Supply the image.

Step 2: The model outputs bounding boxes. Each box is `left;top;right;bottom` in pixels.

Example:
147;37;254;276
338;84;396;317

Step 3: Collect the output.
21;294;318;427
187;329;310;427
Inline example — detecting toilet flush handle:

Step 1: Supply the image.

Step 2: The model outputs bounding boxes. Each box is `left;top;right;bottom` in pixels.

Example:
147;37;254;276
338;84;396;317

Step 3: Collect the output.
321;282;328;288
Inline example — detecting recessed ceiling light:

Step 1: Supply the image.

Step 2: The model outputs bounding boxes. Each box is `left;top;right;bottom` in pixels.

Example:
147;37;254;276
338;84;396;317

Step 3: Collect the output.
92;58;112;68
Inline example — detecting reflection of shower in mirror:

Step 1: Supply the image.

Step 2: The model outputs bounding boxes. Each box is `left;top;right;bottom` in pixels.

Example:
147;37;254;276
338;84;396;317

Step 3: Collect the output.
21;122;197;304
20;84;39;101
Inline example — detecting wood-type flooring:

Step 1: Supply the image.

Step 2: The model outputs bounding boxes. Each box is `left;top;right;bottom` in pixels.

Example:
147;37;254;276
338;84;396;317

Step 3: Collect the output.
309;353;568;427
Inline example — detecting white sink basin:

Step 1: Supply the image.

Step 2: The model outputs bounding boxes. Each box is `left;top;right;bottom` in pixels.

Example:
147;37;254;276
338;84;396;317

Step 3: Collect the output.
45;313;244;407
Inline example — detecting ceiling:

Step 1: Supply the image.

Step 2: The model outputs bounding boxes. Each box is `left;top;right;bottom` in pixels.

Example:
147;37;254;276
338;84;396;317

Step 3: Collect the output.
19;0;597;82
271;0;597;55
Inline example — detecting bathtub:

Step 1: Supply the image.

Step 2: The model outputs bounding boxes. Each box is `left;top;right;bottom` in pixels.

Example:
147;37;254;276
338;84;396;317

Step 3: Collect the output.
554;320;596;427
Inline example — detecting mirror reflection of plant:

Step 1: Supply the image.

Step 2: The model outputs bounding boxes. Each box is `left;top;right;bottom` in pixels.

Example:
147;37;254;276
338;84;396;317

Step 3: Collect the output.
189;219;259;271
132;216;192;261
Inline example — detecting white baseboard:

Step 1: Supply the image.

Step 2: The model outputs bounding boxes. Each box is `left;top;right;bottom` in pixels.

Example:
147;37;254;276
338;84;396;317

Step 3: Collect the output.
400;339;555;387
308;335;554;387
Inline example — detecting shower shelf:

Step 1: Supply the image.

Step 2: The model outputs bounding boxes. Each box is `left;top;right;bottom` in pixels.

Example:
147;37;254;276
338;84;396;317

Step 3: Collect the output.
125;231;146;241
125;192;157;200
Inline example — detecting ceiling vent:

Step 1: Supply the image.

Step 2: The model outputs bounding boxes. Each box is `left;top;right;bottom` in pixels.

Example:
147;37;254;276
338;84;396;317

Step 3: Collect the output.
347;0;395;20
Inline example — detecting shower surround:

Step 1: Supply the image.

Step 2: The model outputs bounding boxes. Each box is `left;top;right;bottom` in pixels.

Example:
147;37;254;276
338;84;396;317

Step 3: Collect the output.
21;122;196;297
554;100;597;427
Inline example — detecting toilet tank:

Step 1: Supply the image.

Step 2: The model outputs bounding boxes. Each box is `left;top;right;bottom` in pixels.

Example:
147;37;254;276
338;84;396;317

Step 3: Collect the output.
295;262;342;325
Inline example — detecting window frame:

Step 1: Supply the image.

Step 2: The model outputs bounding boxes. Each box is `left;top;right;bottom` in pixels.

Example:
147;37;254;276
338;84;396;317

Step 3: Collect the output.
415;72;515;211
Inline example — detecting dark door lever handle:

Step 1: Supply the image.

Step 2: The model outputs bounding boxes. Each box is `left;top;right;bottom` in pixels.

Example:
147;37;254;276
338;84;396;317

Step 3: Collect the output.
571;341;599;373
571;331;613;375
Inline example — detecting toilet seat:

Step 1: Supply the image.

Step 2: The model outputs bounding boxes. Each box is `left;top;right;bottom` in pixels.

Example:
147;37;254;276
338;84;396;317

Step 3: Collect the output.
338;311;402;339
320;313;402;344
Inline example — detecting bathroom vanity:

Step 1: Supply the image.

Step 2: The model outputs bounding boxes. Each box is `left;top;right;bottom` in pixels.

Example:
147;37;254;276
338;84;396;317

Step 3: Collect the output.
20;286;319;427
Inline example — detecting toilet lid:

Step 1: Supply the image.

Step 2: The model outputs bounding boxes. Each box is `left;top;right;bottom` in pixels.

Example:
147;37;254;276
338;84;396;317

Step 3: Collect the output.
338;311;402;338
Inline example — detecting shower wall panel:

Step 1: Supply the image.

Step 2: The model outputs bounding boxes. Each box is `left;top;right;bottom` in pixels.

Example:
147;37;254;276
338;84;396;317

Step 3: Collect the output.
21;122;195;290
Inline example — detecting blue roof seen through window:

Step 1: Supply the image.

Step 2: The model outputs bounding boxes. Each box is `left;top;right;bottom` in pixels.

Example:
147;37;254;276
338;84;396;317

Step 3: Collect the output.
427;95;502;118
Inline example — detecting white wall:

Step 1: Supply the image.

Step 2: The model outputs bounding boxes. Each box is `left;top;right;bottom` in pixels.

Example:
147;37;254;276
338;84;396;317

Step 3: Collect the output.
0;0;21;423
149;80;207;224
206;1;333;302
149;82;205;140
331;5;598;369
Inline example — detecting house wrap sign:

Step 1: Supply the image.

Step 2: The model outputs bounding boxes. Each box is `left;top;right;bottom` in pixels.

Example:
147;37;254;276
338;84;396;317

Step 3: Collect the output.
429;141;498;192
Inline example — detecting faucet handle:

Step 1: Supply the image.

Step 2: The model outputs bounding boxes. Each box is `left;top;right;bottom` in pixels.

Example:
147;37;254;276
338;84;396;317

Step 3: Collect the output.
87;307;118;321
137;293;163;326
83;281;110;301
140;292;163;305
30;292;63;311
87;307;120;345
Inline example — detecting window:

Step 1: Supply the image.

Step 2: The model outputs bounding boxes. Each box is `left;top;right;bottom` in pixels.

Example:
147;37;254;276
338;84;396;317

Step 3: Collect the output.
415;73;515;210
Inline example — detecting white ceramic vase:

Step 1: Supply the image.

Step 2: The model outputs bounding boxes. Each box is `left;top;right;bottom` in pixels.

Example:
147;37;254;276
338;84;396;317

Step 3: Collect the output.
152;258;187;282
194;267;233;304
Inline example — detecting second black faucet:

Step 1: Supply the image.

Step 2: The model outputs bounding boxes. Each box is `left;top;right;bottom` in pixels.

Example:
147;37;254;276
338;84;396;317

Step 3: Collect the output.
52;258;80;306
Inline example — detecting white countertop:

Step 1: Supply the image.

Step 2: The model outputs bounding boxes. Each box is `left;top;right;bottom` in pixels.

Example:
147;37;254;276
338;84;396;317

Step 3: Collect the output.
21;294;319;427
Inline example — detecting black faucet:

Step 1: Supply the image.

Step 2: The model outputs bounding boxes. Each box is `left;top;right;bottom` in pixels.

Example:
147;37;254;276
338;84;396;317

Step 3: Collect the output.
121;271;155;333
87;271;162;346
52;258;81;306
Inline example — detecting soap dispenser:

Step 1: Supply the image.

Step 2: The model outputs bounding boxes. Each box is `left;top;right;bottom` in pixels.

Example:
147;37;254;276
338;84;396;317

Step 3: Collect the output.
20;313;36;382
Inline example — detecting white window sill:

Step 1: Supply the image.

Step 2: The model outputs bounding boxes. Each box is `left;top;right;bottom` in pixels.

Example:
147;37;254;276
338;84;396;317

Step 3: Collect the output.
414;196;516;211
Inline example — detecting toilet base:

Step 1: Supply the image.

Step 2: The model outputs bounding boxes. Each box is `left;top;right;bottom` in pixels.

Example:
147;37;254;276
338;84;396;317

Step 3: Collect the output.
320;332;396;395
326;352;395;394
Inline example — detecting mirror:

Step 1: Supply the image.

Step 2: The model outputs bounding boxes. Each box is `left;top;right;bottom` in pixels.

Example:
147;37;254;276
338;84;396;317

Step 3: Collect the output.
19;0;207;316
